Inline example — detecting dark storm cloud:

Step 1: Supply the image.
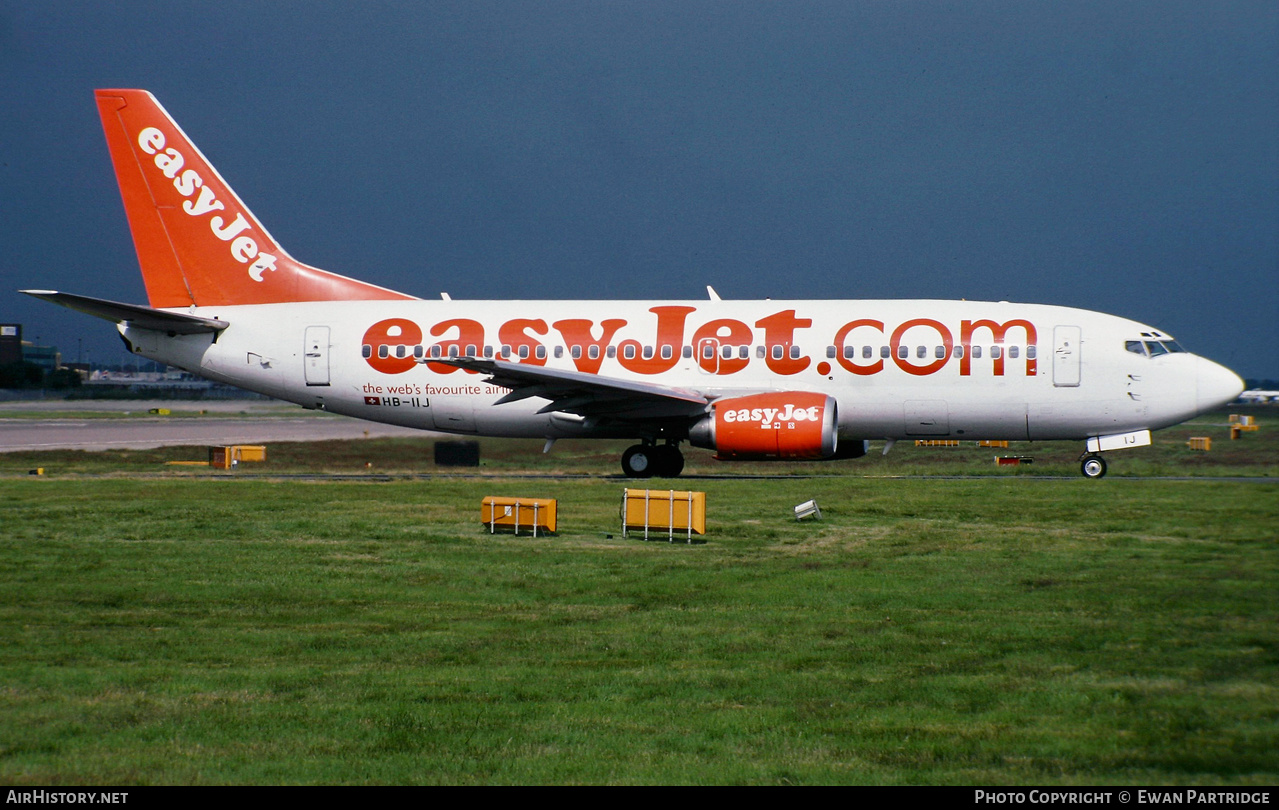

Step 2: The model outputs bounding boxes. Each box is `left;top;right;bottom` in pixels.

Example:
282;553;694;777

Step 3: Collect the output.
1;1;1275;377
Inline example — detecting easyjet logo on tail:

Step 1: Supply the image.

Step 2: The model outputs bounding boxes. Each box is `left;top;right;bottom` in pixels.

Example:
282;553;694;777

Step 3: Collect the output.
136;127;278;283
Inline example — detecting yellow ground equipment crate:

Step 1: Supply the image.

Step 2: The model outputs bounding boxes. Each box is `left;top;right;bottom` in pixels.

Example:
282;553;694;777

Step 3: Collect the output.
977;440;1010;448
1229;414;1260;432
481;496;557;537
621;488;706;542
1187;437;1211;451
231;445;267;462
914;439;960;447
208;445;268;468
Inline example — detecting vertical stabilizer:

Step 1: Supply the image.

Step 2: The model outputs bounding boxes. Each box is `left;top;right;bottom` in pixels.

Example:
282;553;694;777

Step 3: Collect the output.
95;89;415;308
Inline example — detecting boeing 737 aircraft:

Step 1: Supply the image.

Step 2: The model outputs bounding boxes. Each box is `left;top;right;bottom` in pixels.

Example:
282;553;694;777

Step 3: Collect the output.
23;90;1245;478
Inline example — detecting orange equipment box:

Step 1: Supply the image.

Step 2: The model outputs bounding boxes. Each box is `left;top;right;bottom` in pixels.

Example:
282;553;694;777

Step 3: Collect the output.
914;439;960;447
996;456;1034;466
208;446;233;469
621;489;706;542
1187;437;1211;451
481;496;557;536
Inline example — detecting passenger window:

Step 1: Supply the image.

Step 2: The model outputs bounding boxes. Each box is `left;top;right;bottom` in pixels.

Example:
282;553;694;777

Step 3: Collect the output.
414;345;424;358
607;346;616;359
722;345;733;359
500;345;511;358
843;346;855;359
897;345;909;360
953;345;963;359
662;345;673;360
682;346;692;359
585;346;596;360
739;346;749;359
466;344;477;356
972;346;982;359
624;345;636;360
991;346;1002;359
772;345;784;360
378;345;389;359
448;345;459;358
935;345;946;359
483;345;493;358
535;346;546;360
1026;346;1036;359
702;344;715;360
756;346;766;359
881;346;890;359
362;345;372;358
916;346;927;359
518;345;530;359
1009;346;1019;359
863;346;873;359
642;345;653;360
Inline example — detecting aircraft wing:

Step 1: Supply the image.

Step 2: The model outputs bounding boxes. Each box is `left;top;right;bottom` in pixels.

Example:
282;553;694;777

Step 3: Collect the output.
20;290;228;334
428;357;710;420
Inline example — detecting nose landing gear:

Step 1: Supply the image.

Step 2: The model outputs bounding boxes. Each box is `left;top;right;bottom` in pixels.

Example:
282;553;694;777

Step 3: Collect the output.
621;442;685;478
1080;454;1108;479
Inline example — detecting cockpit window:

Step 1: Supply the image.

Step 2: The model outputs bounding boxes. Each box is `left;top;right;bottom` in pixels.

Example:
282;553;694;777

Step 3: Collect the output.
1129;339;1188;357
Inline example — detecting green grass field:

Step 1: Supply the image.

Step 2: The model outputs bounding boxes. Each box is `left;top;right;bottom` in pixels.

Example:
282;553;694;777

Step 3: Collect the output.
0;409;1276;784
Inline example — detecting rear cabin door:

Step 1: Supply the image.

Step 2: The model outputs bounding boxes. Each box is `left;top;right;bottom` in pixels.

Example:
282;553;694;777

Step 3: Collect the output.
304;326;330;386
1052;325;1081;387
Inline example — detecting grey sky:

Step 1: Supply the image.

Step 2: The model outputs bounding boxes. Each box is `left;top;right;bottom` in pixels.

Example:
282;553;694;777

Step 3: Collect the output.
2;1;1275;378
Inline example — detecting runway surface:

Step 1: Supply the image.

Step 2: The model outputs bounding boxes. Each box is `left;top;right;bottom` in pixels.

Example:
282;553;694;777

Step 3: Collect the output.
0;399;435;452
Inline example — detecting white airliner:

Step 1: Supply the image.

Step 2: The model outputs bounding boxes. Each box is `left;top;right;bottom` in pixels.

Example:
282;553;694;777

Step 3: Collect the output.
24;90;1245;478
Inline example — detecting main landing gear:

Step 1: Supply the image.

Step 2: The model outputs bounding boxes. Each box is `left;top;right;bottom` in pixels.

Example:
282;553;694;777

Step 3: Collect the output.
1079;454;1108;479
621;442;685;479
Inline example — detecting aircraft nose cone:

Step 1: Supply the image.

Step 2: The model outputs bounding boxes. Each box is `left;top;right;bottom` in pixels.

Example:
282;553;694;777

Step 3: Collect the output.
1197;356;1245;413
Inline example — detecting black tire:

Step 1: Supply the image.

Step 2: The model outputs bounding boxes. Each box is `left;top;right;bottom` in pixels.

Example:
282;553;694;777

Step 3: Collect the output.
1080;455;1107;479
652;445;685;478
621;445;655;478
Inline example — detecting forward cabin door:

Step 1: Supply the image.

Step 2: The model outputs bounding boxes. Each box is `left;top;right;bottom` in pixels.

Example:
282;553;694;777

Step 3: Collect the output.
304;326;330;386
1053;325;1081;387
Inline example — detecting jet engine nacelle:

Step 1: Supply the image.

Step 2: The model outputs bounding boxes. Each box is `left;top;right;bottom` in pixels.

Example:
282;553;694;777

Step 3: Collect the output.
688;392;838;460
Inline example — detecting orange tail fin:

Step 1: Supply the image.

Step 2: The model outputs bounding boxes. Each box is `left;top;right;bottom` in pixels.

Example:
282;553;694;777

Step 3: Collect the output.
95;89;415;308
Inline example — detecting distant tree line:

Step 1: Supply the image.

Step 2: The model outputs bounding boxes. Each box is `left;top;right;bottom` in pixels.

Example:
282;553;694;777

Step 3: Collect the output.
0;362;82;390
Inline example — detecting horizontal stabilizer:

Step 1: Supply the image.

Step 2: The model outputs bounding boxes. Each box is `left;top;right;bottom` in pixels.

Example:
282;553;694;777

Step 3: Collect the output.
20;290;228;334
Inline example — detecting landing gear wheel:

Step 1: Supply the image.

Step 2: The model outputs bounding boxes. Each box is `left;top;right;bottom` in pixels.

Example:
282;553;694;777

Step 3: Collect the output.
1080;455;1107;479
621;445;655;478
652;445;685;478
